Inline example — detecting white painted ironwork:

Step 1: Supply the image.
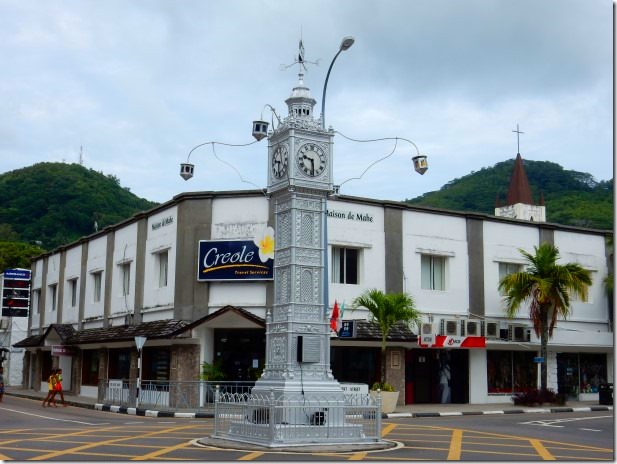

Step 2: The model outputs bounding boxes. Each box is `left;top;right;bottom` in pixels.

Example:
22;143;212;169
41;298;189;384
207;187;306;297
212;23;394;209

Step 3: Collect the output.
213;386;382;446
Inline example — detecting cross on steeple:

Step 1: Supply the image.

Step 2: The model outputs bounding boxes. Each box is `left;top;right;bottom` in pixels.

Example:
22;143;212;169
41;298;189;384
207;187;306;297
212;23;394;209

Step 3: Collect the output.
512;124;524;154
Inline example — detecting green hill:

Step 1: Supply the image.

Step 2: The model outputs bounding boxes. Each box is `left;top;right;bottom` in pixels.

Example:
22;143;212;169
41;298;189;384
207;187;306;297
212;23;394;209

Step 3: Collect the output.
406;159;613;230
0;162;158;250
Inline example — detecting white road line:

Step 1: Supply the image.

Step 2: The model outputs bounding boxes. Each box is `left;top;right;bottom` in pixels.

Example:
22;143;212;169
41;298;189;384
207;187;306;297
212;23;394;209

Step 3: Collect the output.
157;421;176;424
521;415;612;427
579;428;602;432
0;406;108;425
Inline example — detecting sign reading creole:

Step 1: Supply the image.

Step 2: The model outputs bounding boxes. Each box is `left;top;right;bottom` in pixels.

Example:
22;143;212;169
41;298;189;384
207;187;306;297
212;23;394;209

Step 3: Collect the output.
197;240;274;281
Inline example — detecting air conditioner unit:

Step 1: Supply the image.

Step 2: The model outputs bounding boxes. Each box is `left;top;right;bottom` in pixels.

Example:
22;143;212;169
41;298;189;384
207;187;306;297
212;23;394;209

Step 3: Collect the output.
0;319;9;330
421;322;435;335
484;321;499;339
440;319;459;336
508;324;530;342
464;319;482;336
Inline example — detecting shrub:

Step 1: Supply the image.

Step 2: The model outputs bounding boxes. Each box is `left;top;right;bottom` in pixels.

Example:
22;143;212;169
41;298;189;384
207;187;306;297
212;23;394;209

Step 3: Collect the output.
371;382;395;392
512;388;566;406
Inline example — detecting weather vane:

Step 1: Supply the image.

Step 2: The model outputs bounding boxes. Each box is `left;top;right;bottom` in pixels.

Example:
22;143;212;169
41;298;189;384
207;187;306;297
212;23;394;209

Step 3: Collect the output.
281;34;320;72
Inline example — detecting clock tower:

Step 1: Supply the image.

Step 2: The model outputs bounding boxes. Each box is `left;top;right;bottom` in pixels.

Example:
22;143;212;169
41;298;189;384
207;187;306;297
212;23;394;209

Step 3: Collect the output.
267;71;334;193
247;65;369;442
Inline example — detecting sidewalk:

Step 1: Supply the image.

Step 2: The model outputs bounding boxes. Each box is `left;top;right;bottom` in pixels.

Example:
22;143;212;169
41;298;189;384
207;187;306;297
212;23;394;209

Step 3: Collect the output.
4;386;613;419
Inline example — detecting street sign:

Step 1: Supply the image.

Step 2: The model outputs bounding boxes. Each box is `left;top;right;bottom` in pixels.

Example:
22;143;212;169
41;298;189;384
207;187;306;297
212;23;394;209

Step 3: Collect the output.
533;357;544;363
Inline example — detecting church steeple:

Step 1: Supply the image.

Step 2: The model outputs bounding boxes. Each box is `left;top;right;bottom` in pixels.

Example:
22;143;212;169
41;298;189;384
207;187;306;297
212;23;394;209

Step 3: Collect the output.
495;125;546;222
504;153;534;206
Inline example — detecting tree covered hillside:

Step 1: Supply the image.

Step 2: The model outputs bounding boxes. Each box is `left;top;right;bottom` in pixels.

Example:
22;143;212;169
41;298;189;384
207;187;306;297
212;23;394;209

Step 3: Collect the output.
0;162;158;250
406;159;613;230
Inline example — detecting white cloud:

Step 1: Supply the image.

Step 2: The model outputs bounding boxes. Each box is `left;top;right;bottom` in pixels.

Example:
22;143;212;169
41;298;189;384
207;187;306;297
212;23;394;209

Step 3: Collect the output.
0;0;611;203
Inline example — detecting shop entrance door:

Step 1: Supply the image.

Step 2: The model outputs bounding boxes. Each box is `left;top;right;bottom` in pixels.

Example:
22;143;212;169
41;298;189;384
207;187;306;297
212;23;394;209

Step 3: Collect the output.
407;349;470;404
213;329;266;381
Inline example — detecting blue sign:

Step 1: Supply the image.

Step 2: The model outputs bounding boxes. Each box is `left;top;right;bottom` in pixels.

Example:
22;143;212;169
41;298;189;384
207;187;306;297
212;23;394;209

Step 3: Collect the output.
4;269;31;279
534;357;545;363
197;240;273;281
339;320;355;338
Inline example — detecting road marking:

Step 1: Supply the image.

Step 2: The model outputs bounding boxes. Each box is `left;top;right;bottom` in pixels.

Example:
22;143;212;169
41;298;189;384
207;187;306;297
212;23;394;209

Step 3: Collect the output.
237;451;264;460
381;423;397;437
579;428;602;432
529;439;556;460
0;406;108;425
447;429;463;460
28;424;197;460
349;451;368;460
521;415;612;428
131;439;192;460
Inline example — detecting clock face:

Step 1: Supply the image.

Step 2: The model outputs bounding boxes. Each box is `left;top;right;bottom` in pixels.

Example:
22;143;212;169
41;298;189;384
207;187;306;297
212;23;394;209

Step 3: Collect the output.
271;145;288;179
297;143;326;177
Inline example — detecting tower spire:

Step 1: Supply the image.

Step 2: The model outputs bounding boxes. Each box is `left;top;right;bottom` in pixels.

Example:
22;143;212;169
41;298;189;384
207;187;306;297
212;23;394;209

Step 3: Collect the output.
505;153;534;206
494;125;546;222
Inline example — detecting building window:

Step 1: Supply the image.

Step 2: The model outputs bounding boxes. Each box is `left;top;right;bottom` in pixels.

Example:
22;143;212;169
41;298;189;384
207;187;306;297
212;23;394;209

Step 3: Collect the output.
49;284;58;311
81;350;100;386
421;255;446;290
498;262;522;295
331;247;359;285
33;289;41;314
487;350;537;394
571;284;590;303
108;349;132;380
120;263;131;296
143;348;171;382
157;251;168;288
68;278;78;307
92;272;103;303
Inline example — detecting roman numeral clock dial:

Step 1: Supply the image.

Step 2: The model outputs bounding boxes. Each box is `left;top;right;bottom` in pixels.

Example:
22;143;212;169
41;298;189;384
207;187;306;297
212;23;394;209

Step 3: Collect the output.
297;143;326;177
271;145;288;179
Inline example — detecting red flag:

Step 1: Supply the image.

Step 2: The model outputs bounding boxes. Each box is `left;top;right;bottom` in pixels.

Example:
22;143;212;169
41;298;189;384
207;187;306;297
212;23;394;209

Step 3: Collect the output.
330;300;340;333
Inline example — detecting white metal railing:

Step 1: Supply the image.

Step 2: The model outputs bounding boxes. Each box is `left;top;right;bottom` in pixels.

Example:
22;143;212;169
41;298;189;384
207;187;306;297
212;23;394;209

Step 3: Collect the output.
213;387;382;446
98;379;256;410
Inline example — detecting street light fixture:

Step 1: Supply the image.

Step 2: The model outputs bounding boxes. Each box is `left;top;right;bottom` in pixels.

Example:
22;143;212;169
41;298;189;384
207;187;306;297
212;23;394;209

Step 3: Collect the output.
321;36;355;129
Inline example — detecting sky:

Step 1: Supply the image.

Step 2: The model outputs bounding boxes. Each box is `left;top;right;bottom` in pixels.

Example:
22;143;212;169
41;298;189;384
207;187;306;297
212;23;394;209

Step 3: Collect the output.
0;0;613;204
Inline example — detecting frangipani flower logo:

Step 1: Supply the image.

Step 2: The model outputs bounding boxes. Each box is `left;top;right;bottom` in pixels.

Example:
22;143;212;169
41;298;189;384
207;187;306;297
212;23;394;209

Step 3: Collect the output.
254;226;275;263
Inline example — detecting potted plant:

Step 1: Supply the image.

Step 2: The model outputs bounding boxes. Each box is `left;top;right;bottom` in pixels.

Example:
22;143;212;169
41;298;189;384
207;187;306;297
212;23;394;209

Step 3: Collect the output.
199;359;227;382
199;359;226;404
352;289;422;414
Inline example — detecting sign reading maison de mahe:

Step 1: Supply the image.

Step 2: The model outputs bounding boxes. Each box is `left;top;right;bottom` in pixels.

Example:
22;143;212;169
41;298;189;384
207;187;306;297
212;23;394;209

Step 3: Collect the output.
197;240;274;281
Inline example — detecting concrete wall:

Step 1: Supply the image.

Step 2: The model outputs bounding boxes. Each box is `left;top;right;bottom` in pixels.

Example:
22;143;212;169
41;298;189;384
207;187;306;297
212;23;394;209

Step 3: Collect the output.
62;245;82;324
143;206;178;316
84;235;108;325
403;211;469;316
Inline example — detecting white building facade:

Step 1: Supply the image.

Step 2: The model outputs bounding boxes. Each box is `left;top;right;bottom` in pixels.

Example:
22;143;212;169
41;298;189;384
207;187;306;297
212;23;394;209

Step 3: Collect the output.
13;190;613;405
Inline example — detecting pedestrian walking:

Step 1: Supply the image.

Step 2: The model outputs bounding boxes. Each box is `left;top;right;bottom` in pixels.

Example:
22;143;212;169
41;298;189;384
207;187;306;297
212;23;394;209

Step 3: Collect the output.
55;368;67;406
0;366;5;403
42;369;58;407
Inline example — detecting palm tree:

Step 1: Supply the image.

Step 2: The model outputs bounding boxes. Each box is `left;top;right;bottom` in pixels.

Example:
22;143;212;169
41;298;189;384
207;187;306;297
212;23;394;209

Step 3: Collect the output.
351;289;422;389
499;243;592;391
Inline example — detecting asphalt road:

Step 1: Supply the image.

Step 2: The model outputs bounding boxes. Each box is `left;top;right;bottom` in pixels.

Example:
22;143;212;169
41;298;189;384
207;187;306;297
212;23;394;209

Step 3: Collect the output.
0;395;613;461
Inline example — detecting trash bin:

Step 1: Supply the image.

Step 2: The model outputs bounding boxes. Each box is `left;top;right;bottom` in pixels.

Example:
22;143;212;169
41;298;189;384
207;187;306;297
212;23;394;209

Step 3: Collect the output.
599;383;613;405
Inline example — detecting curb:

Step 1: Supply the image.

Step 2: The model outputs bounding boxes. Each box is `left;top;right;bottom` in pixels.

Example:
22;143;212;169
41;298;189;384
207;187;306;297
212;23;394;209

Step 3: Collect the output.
94;404;214;418
386;405;613;418
6;392;612;419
